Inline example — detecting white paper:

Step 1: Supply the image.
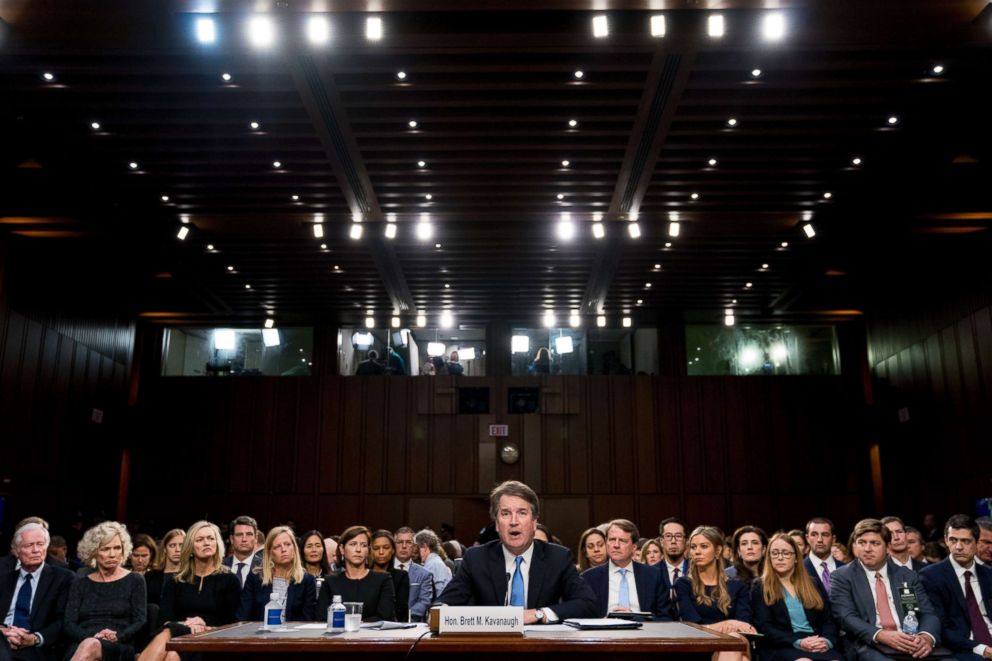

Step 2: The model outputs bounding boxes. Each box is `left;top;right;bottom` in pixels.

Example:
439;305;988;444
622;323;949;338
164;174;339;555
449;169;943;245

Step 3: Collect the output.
524;624;573;632
294;623;330;630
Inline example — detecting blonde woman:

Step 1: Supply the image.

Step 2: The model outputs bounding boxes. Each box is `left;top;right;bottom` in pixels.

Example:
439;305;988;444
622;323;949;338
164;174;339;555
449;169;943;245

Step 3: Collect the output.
236;526;317;621
64;521;147;661
674;526;755;661
640;538;664;566
138;521;239;661
143;529;184;606
750;533;842;661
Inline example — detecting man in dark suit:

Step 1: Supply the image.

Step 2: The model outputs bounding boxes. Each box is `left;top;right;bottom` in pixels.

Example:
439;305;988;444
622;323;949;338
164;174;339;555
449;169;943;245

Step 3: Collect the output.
884;516;927;573
831;518;941;660
222;515;262;589
658;517;690;592
1;522;75;661
438;480;597;623
920;514;992;661
581;519;671;619
805;516;846;601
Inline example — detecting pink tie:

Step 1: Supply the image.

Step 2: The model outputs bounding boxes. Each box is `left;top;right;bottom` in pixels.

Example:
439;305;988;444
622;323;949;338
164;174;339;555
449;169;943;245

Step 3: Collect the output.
875;572;898;631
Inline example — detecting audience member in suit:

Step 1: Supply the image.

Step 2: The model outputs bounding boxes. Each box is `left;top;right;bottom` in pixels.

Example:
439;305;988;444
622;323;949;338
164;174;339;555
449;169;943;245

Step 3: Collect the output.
236;527;316;622
830;518;941;661
576;528;608;572
919;514;992;661
370;531;410;622
659;518;691;593
63;522;147;661
1;520;52;576
317;526;395;622
882;516;926;573
805;517;845;601
1;522;74;661
580;519;671;619
414;530;452;599
141;530;183;607
221;516;262;590
640;538;664;566
907;528;930;570
751;533;843;661
138;521;240;661
726;526;767;584
300;530;329;602
438;480;597;623
675;525;755;661
45;537;75;572
445;351;464;375
391;528;432;622
975;519;992;566
125;536;156;578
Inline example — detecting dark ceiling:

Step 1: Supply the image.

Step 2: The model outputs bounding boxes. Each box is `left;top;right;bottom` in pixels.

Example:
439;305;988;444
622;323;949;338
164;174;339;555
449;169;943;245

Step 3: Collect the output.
1;0;991;328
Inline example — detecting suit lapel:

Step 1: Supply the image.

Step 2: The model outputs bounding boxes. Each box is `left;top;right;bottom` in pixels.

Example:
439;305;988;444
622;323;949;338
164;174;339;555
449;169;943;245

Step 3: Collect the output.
887;562;905;623
527;543;546;610
978;566;992;612
488;543;508;606
29;565;53;619
853;562;877;621
0;568;17;615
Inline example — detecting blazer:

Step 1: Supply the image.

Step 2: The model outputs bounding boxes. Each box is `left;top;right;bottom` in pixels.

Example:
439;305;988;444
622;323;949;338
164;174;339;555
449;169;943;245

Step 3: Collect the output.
674;576;752;625
437;540;598;621
581;561;672;620
223;553;262;587
404;561;433;621
829;559;941;647
235;571;317;621
750;583;840;651
659;559;691;592
0;562;75;660
804;556;846;601
920;559;992;654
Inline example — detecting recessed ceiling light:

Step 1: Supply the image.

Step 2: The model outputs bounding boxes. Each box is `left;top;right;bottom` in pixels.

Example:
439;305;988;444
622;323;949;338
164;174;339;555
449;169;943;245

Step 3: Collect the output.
654;263;661;270
307;16;330;45
781;241;789;248
250;121;260;130
195;17;216;44
637;299;643;305
221;72;232;82
568;119;578;128
708;158;718;166
761;12;786;41
291;194;299;201
745;282;753;288
668;221;681;237
424;193;433;201
416;219;433;241
366;16;383;41
592;223;605;239
727;117;738;127
417;160;426;168
246;15;276;48
664;242;672;248
227;265;235;271
823;191;832;199
435;243;441;248
244;283;252;290
622;317;632;328
272;160;282;169
160;195;170;202
650;15;666;37
708;14;725;38
887;115;899;125
557;216;576;241
802;210;814;221
556;193;565;200
408;120;418;129
751;68;762;78
761;263;769;269
574;70;584;79
128;162;139;170
803;223;816;238
444;283;450;289
349;224;363;240
851;157;862;166
628;223;641;239
320;243;328;250
592;15;609;38
90;121;101;130
690;192;699;200
561;160;570;167
931;64;945;75
732;299;737;304
42;72;55;82
645;282;652;289
396;70;407;80
176;226;189;240
313;223;324;238
384;223;397;239
206;244;215;250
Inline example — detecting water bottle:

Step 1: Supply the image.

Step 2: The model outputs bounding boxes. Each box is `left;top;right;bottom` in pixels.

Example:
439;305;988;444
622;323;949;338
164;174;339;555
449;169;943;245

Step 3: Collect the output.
902;610;919;635
328;595;346;633
262;592;285;631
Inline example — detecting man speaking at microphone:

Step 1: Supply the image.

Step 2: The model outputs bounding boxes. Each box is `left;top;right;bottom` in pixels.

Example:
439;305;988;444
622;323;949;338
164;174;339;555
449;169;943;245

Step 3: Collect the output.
438;481;597;624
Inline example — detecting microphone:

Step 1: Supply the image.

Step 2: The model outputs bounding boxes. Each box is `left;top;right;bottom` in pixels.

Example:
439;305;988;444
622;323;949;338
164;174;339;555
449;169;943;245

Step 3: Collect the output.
504;572;512;606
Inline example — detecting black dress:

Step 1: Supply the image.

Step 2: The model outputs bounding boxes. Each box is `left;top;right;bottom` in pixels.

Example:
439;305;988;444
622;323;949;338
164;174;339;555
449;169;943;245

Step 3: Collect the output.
142;570;175;606
159;571;241;636
63;572;147;661
317;571;396;622
674;577;752;625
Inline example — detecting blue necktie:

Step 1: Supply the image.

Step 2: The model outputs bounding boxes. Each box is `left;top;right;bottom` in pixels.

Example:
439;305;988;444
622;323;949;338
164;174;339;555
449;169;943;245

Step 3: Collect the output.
509;556;525;607
618;568;630;609
13;573;33;628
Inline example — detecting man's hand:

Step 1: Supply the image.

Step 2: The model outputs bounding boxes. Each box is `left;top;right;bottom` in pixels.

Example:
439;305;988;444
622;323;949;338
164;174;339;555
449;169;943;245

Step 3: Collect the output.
909;634;934;659
876;629;918;654
799;636;829;653
522;609;539;625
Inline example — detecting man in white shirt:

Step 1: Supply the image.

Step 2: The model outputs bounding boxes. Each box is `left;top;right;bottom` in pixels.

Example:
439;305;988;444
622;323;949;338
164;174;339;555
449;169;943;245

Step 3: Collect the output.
392;527;433;621
804;516;845;600
658;518;690;590
222;515;261;588
920;514;992;660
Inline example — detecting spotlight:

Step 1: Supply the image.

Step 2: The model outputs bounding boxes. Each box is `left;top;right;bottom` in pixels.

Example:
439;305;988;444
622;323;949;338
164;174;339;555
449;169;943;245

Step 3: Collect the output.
307;16;330;45
195;17;217;44
246;15;276;48
366;16;383;41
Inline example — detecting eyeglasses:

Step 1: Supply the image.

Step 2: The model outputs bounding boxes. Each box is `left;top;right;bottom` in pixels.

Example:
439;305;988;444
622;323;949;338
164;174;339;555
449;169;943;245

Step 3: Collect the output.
768;550;795;559
661;534;685;541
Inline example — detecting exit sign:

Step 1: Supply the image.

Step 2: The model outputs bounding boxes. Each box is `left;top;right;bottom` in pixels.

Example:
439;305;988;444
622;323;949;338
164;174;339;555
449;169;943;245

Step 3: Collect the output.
489;424;509;437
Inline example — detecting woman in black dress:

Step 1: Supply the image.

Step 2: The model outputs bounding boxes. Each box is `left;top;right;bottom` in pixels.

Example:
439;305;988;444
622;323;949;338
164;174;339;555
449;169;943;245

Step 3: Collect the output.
137;521;240;661
675;525;755;661
143;529;184;607
300;530;329;600
728;525;768;583
317;526;395;622
64;521;147;661
236;526;316;622
750;533;842;661
370;530;410;622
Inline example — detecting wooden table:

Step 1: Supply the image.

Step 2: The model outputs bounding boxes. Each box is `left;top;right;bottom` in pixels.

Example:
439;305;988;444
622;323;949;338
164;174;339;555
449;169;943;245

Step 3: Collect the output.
167;621;747;659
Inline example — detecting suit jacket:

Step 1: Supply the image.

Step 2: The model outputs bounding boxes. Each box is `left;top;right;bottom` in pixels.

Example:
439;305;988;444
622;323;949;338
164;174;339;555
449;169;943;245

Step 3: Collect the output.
749;583;840;651
223;554;262;588
235;571;317;621
0;562;75;660
437;540;598;620
403;561;433;621
804;556;846;601
920;559;992;654
829;559;941;647
581;561;672;620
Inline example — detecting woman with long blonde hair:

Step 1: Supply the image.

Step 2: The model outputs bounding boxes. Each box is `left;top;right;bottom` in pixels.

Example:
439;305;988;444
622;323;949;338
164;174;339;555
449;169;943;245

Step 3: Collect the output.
236;526;316;621
750;533;842;661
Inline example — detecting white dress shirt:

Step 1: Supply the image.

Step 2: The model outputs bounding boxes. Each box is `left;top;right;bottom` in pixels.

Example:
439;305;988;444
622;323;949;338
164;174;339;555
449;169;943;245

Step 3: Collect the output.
3;562;45;644
607;560;642;612
861;562;902;634
809;552;838;573
665;560;685;586
950;557;992;656
501;544;559;622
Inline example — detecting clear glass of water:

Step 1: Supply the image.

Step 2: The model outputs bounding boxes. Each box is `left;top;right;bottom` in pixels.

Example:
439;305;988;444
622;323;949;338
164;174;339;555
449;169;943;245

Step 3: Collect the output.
344;602;363;632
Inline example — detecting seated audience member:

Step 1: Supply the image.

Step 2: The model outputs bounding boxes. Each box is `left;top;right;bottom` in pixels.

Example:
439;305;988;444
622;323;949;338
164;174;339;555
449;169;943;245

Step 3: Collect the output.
237;526;316;622
577;528;608;572
976;518;992;566
355;350;385;376
430;356;448;375
46;535;72;570
581;519;671;619
659;518;691;589
139;521;240;661
920;514;992;661
534;524;553;543
805;517;845;601
882;516;925;573
832;542;852;565
414;529;452;598
830;518;941;660
323;538;340;574
317;526;395;622
675;526;755;661
727;526;768;583
925;542;949;565
370;531;410;622
142;530;183;607
751;533;843;661
300;530;329;599
63;522;147;661
1;518;51;575
127;535;157;577
1;522;74;661
391;528;432;622
531;347;551;374
640;538;664;566
437;481;597;623
789;530;810;558
223;516;262;589
445;351;464;375
906;527;929;569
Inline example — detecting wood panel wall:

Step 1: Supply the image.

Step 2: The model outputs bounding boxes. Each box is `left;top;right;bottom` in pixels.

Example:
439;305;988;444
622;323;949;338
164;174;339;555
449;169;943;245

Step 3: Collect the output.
131;374;869;550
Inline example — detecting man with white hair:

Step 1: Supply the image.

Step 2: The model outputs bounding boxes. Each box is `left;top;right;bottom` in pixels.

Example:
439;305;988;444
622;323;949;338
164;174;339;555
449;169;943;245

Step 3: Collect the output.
1;521;74;661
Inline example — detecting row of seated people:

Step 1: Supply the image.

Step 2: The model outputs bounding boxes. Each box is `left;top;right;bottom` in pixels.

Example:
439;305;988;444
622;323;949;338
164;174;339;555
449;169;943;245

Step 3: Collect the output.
3;482;991;661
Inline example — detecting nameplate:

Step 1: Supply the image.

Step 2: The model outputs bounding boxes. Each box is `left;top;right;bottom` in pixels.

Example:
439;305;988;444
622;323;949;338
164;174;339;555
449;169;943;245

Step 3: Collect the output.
437;606;524;636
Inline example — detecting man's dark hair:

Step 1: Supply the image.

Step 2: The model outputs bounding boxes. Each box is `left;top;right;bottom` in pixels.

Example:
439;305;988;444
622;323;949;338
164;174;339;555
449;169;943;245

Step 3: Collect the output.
943;514;979;540
852;518;891;544
804;517;835;535
49;535;67;549
489;480;539;520
230;515;258;533
880;515;904;528
368;349;378;360
658;517;686;536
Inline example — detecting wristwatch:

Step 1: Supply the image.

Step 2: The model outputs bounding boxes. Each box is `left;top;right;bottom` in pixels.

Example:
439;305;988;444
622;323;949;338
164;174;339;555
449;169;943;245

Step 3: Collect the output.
533;609;546;623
